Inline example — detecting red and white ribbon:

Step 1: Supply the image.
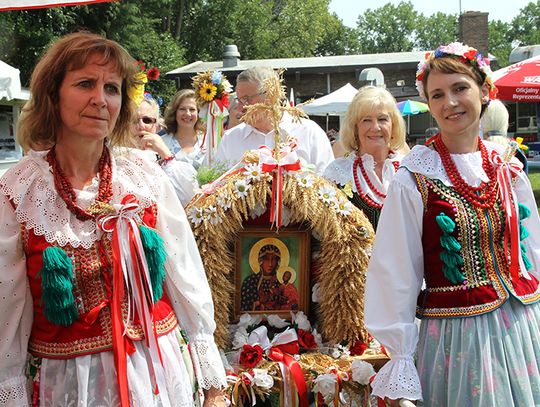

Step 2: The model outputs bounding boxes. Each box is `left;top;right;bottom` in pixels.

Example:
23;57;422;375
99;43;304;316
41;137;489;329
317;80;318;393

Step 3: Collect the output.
201;100;228;165
258;142;301;227
98;194;171;407
247;326;307;407
491;149;531;281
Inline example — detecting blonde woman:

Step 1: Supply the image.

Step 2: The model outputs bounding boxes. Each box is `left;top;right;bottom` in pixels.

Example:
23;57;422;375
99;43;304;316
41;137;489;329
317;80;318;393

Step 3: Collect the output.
324;86;407;229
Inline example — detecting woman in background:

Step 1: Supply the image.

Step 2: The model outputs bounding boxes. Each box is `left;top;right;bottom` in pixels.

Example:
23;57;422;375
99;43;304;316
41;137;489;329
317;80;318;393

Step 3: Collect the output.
134;96;198;206
324;86;407;229
162;89;206;170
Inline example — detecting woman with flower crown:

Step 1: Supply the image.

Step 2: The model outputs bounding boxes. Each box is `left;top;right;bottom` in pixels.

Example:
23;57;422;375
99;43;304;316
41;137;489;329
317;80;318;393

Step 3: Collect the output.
0;32;226;406
324;86;407;229
364;42;540;406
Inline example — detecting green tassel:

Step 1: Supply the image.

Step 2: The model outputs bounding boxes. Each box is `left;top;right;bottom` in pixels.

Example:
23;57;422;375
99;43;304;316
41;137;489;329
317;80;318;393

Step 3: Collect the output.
440;251;464;268
440;235;461;252
520;242;533;271
436;212;456;233
442;265;466;285
436;211;466;284
520;224;530;240
139;225;167;302
519;203;531;220
40;246;79;326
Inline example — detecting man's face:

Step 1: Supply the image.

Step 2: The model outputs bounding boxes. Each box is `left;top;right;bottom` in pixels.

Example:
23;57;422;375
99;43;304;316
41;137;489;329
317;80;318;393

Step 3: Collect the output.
236;80;265;111
260;253;279;276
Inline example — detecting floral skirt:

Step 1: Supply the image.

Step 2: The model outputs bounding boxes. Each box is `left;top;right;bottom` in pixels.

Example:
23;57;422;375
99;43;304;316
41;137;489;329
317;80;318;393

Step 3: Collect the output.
32;328;199;407
416;298;540;407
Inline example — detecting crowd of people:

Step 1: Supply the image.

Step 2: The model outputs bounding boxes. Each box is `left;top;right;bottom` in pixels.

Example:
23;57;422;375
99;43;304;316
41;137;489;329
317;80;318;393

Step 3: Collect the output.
0;30;539;407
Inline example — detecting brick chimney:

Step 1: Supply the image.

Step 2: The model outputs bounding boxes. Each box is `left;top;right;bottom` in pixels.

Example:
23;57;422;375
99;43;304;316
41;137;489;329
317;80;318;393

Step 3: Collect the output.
459;11;489;56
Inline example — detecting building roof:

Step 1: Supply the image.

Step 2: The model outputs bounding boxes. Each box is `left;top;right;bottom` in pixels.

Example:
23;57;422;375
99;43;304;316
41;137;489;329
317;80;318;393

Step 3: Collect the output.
165;51;428;79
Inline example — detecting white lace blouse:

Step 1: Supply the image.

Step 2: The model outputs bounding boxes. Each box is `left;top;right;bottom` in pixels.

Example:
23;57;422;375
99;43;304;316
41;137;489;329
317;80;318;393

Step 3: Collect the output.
0;148;226;405
364;141;540;401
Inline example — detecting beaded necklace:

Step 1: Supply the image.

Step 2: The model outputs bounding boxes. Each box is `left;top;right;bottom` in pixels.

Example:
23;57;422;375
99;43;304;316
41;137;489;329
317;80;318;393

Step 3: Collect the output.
352;155;400;209
46;145;114;221
432;134;498;209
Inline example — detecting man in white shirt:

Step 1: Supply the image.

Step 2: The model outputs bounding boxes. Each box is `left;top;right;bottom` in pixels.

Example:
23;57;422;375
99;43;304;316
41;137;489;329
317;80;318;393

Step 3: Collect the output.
215;67;334;174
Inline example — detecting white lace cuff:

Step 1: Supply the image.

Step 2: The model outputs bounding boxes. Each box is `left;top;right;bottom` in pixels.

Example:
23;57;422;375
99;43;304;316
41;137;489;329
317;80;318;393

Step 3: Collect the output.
0;375;29;406
370;357;422;401
189;336;227;390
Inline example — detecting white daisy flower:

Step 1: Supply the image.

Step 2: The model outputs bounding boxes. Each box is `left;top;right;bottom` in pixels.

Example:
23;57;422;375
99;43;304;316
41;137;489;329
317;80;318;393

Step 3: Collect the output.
206;205;221;225
187;206;204;225
216;193;232;211
295;172;314;188
234;179;250;198
318;185;336;204
244;163;263;182
334;198;354;216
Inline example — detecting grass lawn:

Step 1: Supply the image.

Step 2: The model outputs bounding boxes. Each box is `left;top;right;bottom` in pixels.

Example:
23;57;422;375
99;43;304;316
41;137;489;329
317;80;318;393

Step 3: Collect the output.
528;167;540;211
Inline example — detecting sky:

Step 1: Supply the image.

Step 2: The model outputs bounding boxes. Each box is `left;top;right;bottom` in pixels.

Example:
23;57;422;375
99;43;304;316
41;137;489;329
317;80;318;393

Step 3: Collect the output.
329;0;533;27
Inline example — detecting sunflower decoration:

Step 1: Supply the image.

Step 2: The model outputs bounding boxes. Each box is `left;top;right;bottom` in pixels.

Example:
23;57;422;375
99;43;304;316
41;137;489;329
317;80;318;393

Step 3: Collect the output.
200;83;218;102
192;70;232;108
128;60;160;106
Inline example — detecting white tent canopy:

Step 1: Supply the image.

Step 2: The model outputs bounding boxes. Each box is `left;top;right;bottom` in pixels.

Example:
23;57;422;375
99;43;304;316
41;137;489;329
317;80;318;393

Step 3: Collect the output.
301;83;358;116
0;60;22;101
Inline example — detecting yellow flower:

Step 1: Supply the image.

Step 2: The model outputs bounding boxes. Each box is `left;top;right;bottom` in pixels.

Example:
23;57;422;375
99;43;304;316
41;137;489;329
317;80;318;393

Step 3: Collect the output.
127;72;148;106
199;83;217;102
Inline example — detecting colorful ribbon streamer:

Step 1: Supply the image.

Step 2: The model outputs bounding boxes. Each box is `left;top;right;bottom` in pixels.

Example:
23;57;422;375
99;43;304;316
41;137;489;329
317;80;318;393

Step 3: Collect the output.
97;195;171;407
491;148;531;281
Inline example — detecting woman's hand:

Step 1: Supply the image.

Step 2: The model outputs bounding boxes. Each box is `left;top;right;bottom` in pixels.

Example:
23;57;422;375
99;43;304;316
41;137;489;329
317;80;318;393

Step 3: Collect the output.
138;131;172;158
203;387;228;407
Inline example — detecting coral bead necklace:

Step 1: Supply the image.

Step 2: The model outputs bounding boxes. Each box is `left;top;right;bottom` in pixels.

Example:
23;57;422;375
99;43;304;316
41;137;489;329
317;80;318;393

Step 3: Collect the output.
46;145;113;221
433;134;498;209
352;155;399;209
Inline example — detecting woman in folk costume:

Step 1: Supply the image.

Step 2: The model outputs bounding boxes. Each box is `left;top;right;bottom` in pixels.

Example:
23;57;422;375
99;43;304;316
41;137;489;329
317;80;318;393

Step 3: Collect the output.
324;86;407;229
0;32;226;406
365;43;540;406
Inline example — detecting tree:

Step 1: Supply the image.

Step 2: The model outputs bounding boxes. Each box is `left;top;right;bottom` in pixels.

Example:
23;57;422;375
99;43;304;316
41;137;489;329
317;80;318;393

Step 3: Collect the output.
488;20;512;68
356;1;418;53
315;13;360;56
509;0;540;47
415;12;458;51
0;1;186;102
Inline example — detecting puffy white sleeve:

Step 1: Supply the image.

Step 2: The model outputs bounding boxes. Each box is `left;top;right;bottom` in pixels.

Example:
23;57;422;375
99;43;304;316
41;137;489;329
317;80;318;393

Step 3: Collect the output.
364;169;424;401
514;170;540;280
306;120;334;175
0;193;33;405
153;174;227;390
161;160;198;207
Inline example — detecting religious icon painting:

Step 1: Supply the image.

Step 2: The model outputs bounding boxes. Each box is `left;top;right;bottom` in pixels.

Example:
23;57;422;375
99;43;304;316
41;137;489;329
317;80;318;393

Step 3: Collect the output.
235;227;310;320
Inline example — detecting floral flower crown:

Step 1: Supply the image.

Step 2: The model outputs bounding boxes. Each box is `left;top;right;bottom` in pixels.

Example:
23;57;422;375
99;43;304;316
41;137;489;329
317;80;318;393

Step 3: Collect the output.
415;42;497;100
127;60;160;106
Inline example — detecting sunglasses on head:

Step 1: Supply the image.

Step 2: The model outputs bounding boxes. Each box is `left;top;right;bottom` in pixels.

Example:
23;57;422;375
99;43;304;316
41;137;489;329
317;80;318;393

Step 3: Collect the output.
138;116;157;125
